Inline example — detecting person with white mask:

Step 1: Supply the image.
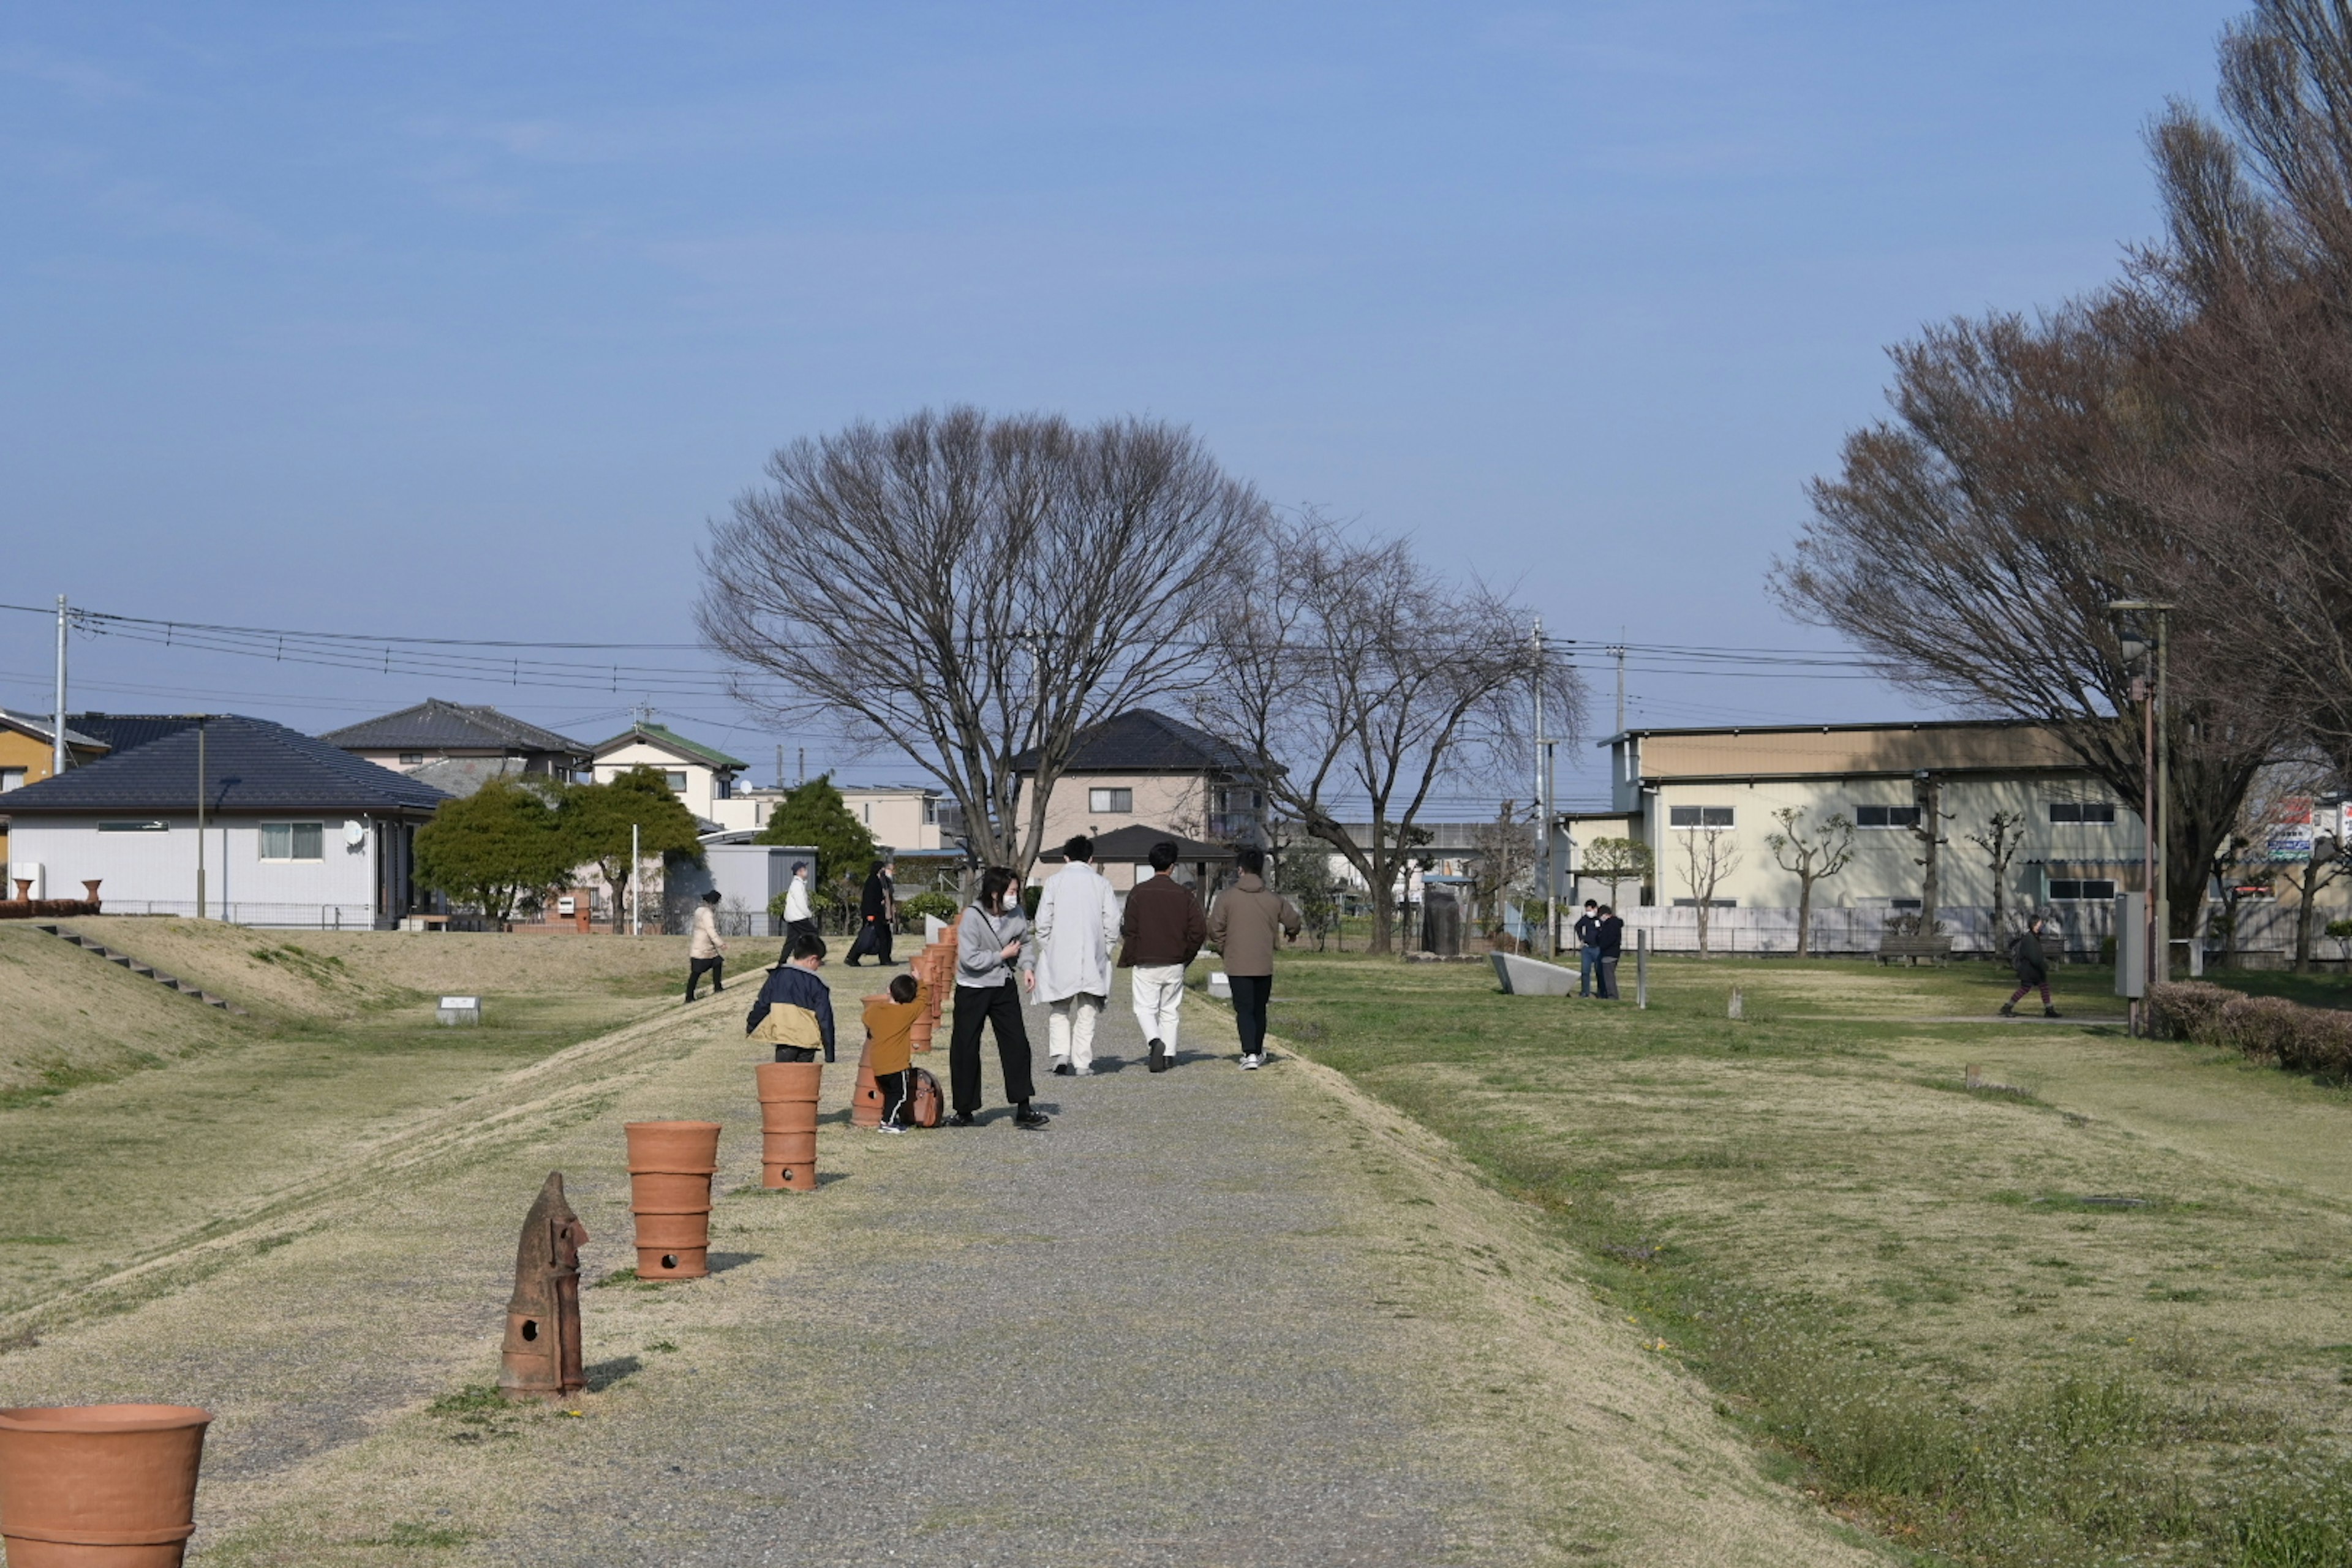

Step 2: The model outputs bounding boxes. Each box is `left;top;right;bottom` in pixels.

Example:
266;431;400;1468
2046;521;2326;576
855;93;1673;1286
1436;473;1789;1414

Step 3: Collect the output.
1023;834;1121;1076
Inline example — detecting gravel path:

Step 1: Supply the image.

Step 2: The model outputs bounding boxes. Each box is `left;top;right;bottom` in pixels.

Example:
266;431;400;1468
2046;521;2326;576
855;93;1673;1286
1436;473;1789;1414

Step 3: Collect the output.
487;991;1542;1566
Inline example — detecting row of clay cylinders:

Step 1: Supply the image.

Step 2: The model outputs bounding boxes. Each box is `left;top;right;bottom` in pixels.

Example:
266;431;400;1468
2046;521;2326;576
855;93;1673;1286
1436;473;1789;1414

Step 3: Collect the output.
914;943;951;1047
626;1120;720;1279
0;1403;211;1567
755;1063;821;1190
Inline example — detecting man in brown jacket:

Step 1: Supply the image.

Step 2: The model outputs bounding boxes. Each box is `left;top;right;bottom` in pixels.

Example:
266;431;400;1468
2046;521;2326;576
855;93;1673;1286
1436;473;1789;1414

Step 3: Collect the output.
1205;844;1302;1070
1118;840;1207;1073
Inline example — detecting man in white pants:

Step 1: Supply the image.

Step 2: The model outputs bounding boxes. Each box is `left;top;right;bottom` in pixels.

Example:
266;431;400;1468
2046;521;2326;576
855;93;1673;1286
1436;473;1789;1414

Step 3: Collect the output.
1118;839;1207;1073
1024;835;1121;1076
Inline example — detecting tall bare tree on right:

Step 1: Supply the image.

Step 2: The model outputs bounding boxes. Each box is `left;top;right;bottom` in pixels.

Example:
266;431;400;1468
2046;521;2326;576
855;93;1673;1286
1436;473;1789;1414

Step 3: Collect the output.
1194;514;1580;954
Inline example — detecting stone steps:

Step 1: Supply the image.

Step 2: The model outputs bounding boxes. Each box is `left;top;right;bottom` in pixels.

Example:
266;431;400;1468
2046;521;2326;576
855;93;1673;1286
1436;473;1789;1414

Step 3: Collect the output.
32;924;246;1014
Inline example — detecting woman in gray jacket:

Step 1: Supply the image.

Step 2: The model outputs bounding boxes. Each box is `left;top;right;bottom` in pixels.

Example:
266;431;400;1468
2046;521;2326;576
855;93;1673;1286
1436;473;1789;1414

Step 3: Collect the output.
949;866;1050;1128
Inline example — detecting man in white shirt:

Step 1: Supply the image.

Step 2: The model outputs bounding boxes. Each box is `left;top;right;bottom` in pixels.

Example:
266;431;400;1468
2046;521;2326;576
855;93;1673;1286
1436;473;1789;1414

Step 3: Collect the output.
1023;835;1121;1076
686;889;726;1002
780;861;817;957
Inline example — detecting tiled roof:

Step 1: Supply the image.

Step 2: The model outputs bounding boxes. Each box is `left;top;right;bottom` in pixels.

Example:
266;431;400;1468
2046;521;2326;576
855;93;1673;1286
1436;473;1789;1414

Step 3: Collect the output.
1036;823;1237;862
69;714;202;756
0;715;450;813
318;699;589;756
1009;708;1252;774
594;723;747;771
0;708;107;752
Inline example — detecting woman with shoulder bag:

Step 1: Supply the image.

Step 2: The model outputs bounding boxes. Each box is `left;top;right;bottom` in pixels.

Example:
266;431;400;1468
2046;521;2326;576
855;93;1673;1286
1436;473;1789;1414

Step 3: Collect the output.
948;867;1050;1129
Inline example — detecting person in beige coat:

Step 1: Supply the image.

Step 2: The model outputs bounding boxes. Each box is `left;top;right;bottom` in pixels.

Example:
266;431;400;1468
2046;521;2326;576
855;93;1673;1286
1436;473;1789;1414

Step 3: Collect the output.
1205;845;1302;1069
685;889;726;1002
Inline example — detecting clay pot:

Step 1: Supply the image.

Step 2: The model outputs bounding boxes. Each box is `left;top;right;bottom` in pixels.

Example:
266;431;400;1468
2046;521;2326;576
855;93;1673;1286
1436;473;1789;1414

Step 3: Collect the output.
81;881;102;908
630;1212;710;1248
623;1121;720;1174
753;1061;822;1191
0;1403;211;1568
908;1019;933;1054
635;1246;707;1279
851;1047;882;1129
761;1101;818;1135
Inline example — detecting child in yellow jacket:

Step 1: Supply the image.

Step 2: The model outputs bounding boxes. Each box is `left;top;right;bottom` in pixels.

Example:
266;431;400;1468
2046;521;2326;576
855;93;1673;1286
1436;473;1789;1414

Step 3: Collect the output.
861;973;929;1132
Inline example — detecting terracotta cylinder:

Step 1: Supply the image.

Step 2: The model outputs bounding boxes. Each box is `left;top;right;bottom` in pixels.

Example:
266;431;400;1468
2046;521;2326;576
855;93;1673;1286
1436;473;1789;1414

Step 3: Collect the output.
851;1047;882;1129
624;1120;720;1175
634;1245;707;1279
909;1019;933;1054
0;1404;211;1568
760;1100;818;1135
627;1172;714;1213
763;1130;817;1164
630;1212;710;1248
755;1061;823;1105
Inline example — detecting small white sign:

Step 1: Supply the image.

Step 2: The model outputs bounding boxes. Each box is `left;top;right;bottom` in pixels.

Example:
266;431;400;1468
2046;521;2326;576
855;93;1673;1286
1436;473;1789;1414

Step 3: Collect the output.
440;996;480;1009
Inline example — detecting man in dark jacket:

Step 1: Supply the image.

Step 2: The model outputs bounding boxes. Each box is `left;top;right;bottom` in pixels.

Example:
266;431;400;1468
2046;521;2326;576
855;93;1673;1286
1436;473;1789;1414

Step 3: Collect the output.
1593;905;1626;999
1120;840;1208;1073
1572;899;1602;997
845;855;896;967
2002;916;2058;1018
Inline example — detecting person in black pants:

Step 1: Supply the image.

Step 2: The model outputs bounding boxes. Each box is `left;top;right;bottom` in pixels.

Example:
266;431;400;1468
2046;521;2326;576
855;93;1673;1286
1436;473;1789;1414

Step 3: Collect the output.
948;866;1049;1128
1594;905;1626;999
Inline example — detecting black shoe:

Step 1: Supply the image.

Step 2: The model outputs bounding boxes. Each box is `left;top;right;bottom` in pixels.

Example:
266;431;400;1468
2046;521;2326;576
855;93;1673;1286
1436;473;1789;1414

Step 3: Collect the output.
1052;1062;1076;1076
1999;1003;2016;1017
948;1111;975;1127
1013;1106;1050;1129
2043;1006;2062;1019
1147;1038;1169;1072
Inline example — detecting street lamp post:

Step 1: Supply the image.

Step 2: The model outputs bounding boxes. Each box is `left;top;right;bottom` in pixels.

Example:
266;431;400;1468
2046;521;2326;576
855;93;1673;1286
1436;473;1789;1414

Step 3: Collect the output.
2108;601;2174;1003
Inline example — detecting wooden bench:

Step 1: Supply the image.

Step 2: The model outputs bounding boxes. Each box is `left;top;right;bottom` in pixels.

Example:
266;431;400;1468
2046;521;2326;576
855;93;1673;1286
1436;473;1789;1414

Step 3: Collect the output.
1876;933;1956;967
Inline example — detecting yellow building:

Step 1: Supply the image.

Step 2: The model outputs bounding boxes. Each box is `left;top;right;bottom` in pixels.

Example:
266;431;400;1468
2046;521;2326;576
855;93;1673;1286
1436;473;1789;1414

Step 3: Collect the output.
0;709;110;870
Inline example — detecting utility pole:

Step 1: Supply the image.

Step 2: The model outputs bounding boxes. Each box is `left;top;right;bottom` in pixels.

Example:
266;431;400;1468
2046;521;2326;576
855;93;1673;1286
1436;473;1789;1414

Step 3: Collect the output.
51;595;68;778
630;821;641;937
1532;619;1551;956
194;716;209;920
776;744;785;791
2109;600;2174;996
1612;637;1627;736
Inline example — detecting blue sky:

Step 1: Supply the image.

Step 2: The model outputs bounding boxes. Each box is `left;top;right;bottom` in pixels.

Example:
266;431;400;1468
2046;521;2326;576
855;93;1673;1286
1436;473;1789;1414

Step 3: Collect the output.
1;2;2241;805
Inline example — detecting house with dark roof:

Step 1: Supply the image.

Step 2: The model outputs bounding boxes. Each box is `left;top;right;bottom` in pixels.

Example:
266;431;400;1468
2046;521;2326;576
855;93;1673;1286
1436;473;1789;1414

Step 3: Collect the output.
321;699;590;782
1009;709;1265;887
0;715;448;927
592;722;748;831
69;714;203;758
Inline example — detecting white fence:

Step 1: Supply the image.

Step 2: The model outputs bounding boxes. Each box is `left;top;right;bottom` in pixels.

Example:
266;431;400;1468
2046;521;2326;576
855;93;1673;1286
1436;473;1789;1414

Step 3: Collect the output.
89;900;380;930
1605;901;2332;960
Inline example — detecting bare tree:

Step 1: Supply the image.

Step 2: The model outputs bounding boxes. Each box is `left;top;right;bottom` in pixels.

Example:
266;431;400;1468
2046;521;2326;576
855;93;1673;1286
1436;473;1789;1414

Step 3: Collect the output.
1966;809;2027;941
1765;807;1853;958
701;408;1265;876
1908;775;1956;932
1194;514;1581;954
1583;835;1653;910
1772;304;2283;939
1677;827;1741;958
1468;801;1537;944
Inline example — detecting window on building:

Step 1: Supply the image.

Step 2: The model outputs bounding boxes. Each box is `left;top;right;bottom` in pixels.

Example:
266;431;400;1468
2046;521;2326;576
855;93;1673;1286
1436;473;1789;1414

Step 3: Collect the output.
1090;787;1134;813
715;774;731;800
0;767;22;792
665;771;688;792
260;822;325;861
1667;805;1735;829
2046;878;2117;900
1853;804;1923;829
398;752;424;766
2049;802;2119;824
922;798;937;825
1670;897;1738;908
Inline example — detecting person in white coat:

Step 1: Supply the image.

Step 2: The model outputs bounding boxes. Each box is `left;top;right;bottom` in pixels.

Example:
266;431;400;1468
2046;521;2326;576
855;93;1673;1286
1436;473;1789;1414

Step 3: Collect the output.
1023;835;1122;1076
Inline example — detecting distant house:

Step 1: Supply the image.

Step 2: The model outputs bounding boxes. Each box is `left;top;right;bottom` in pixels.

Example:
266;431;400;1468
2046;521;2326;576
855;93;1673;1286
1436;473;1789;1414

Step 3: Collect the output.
322;699;590;783
712;781;949;850
592;723;748;830
0;710;110;875
1009;709;1265;888
69;714;203;758
0;715;447;927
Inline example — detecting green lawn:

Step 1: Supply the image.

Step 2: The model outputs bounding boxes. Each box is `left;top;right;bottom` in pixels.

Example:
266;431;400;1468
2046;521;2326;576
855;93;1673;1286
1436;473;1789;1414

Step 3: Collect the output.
1260;951;2352;1568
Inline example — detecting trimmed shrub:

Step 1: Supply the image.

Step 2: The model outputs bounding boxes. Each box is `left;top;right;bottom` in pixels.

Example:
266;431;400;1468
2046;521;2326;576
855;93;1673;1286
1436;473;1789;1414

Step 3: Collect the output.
2147;982;2352;1078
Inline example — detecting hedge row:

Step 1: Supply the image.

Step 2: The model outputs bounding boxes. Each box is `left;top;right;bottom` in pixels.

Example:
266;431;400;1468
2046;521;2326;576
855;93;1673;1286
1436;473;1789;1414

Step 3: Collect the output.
2146;981;2352;1077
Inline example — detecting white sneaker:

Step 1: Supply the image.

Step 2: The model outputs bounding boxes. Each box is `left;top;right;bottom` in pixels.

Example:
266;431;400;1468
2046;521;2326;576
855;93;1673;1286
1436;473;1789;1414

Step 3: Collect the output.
874;1121;905;1135
1241;1054;1261;1070
1073;1065;1094;1076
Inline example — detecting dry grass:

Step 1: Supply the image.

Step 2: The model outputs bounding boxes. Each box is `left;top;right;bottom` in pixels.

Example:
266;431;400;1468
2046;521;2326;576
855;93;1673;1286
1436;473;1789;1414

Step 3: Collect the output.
0;922;247;1095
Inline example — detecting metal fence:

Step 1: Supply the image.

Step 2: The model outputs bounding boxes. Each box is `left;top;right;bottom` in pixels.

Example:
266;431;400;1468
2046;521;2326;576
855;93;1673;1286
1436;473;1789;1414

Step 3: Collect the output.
92;900;381;929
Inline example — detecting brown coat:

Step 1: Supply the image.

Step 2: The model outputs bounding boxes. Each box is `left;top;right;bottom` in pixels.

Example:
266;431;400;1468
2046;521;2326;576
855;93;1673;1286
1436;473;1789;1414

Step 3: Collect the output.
861;981;929;1076
1205;873;1302;978
1119;873;1207;968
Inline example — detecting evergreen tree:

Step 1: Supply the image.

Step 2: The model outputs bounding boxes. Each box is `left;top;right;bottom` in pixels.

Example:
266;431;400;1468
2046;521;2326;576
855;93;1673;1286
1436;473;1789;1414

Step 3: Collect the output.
755;773;879;891
413;777;574;926
562;766;705;933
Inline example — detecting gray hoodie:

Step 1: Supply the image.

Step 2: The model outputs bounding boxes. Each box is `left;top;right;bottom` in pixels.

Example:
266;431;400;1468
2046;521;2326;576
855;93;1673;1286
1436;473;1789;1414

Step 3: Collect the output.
956;902;1031;989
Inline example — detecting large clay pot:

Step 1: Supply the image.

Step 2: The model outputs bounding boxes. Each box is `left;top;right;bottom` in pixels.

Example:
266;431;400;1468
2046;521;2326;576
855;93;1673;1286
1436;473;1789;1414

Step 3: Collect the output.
908;1019;933;1054
0;1404;211;1567
851;1046;882;1130
623;1121;720;1175
754;1062;822;1191
625;1120;718;1280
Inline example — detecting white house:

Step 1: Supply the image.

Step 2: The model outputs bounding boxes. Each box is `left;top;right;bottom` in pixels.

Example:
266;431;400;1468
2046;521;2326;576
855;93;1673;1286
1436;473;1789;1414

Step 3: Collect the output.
591;723;748;829
711;782;948;850
0;715;447;928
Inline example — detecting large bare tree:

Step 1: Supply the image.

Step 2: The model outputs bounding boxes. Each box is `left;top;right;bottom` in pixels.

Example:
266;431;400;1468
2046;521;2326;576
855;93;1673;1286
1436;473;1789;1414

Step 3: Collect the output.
1193;514;1581;954
1772;304;2283;937
701;408;1265;875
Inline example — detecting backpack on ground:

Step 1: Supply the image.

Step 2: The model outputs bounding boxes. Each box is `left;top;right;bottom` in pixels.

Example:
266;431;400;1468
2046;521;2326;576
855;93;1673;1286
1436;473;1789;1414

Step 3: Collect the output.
909;1067;944;1129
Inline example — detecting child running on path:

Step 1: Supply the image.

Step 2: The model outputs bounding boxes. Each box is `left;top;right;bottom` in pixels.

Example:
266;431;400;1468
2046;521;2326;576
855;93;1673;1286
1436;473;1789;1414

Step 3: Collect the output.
862;972;929;1133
